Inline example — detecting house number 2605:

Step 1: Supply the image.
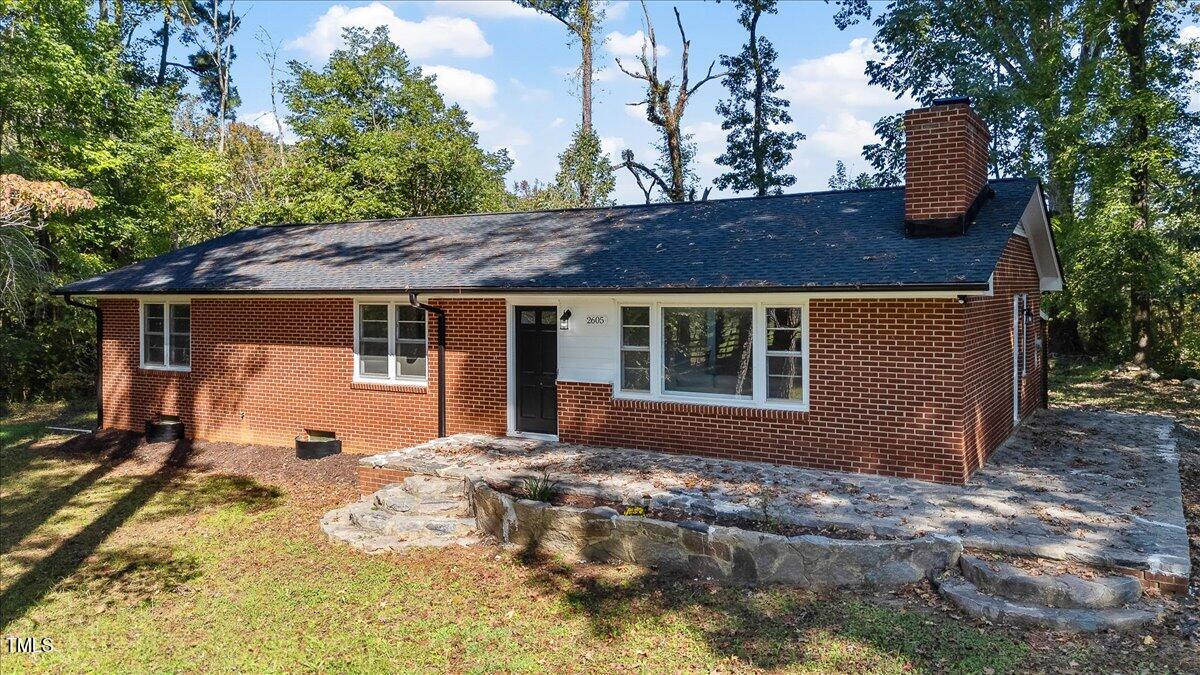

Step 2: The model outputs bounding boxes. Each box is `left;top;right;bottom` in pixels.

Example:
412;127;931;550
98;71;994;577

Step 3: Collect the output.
585;315;606;325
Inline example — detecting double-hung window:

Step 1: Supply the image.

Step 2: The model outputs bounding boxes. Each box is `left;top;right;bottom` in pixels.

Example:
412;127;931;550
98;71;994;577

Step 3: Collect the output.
620;306;650;392
141;301;190;370
766;308;805;401
355;302;427;383
616;302;808;409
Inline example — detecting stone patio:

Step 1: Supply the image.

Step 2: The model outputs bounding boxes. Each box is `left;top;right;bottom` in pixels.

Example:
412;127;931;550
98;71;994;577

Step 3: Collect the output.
361;408;1189;583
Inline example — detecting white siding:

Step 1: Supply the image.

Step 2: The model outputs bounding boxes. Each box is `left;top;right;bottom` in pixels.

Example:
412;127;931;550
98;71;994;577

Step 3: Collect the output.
556;296;618;384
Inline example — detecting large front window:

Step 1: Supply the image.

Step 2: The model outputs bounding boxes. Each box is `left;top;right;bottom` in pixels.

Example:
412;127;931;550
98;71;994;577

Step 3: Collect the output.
356;302;427;382
617;303;808;409
141;302;190;370
663;307;753;397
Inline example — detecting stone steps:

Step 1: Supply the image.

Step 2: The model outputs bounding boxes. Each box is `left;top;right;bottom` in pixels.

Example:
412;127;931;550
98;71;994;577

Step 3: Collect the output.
321;475;480;553
959;555;1141;609
937;555;1163;632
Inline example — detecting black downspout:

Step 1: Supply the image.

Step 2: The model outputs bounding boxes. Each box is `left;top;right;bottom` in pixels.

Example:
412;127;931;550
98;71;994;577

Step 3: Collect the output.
63;294;102;430
409;292;446;438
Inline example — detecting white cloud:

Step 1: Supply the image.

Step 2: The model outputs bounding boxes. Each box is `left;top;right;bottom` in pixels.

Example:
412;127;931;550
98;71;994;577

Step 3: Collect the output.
243;110;298;144
606;30;666;58
1181;25;1200;42
782;37;909;111
424;65;497;108
604;1;631;20
288;3;492;60
594;65;618;82
431;0;552;21
624;103;647;120
600;135;625;158
806;112;877;159
550;117;566;128
775;37;917;186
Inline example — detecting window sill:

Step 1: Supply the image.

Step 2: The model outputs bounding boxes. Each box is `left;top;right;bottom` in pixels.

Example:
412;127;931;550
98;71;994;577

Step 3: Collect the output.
351;379;428;393
140;364;191;373
611;391;809;417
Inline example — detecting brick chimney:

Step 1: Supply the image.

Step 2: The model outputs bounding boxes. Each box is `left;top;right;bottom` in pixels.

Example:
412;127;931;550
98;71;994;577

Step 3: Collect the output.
903;97;991;237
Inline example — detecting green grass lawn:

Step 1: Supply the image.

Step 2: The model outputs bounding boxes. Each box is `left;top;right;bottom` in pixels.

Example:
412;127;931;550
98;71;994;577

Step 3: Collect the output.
2;366;1195;673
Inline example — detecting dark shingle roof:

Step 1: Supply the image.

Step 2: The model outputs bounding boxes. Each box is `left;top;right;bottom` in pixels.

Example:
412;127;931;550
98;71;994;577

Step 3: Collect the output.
58;178;1038;295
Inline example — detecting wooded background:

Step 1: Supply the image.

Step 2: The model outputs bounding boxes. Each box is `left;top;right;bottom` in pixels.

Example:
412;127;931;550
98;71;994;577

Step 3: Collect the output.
1;0;1197;410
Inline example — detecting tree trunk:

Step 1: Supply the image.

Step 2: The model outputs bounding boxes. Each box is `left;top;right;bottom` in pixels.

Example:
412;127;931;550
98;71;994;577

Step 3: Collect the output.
577;0;595;205
156;10;170;87
1117;0;1154;366
214;0;227;154
666;125;685;201
749;6;765;196
579;0;593;133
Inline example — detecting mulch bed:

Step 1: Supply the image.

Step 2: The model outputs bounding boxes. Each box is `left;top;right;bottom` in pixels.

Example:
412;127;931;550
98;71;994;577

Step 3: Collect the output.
43;429;360;504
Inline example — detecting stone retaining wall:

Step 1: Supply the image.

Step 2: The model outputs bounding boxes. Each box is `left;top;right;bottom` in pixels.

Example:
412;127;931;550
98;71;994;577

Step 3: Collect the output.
468;478;962;589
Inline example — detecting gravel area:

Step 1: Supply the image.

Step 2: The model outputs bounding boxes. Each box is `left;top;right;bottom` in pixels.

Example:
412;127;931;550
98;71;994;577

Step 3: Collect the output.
364;408;1189;580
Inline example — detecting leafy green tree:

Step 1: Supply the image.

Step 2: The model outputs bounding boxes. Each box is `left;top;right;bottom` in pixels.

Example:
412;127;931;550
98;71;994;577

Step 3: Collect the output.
552;125;615;208
0;0;226;403
826;161;880;190
262;27;512;223
833;0;1200;373
714;0;803;196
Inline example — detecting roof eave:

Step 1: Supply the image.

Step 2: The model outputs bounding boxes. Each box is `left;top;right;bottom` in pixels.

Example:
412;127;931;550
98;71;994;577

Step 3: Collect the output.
53;282;993;297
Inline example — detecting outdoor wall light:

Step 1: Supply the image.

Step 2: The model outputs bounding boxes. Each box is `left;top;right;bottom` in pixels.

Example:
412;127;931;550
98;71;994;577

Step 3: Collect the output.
559;309;572;331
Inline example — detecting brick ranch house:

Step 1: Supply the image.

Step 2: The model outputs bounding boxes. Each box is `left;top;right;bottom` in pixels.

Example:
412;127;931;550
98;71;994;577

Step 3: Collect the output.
57;98;1062;484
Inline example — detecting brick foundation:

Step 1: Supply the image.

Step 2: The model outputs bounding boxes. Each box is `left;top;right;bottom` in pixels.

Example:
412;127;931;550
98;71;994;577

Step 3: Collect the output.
357;466;413;496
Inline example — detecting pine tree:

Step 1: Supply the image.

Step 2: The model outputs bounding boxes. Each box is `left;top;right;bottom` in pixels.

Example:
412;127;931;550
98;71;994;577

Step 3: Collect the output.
713;0;803;196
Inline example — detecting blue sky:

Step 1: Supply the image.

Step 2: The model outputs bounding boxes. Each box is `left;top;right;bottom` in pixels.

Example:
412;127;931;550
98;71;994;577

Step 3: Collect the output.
188;1;917;203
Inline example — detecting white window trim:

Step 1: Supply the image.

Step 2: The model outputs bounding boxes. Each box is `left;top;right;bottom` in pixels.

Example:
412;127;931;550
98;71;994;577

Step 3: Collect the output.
352;300;429;385
139;299;191;372
613;300;810;412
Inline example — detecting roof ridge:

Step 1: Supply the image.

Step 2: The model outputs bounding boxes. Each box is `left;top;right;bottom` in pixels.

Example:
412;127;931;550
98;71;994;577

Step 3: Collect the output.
258;176;1037;230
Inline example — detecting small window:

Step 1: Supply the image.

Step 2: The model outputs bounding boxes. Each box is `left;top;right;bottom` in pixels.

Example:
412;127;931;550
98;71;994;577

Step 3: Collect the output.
663;307;753;397
356;302;427;382
395;305;427;379
142;302;190;369
620;306;650;392
766;307;805;401
358;304;389;377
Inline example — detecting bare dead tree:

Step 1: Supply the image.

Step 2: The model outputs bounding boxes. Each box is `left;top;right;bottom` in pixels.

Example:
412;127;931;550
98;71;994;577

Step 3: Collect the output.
256;27;287;166
614;150;670;204
616;2;725;201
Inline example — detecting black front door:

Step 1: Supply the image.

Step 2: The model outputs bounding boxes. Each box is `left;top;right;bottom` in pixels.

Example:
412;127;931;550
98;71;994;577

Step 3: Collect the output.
515;306;558;434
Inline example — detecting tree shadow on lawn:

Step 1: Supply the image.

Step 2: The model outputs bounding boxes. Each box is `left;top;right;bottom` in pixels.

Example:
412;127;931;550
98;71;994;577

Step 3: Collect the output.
0;437;283;631
0;430;141;557
515;551;1025;672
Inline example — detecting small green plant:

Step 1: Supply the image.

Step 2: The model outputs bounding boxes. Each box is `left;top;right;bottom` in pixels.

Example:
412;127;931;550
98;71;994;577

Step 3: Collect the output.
622;505;645;517
519;470;557;502
758;485;783;534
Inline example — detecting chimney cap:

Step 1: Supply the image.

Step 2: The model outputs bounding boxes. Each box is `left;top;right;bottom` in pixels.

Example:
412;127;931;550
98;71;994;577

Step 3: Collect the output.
931;96;971;106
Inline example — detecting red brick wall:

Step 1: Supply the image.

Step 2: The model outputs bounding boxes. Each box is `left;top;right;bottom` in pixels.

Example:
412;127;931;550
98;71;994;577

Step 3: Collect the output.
99;297;507;454
904;101;990;222
559;298;970;483
962;236;1045;472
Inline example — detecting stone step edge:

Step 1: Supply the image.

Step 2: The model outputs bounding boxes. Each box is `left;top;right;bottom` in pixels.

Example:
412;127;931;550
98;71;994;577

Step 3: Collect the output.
959;555;1141;609
937;577;1163;633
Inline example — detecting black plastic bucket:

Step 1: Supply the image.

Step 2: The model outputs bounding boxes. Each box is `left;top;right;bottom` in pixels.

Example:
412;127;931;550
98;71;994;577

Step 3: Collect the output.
296;437;342;460
145;420;185;443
